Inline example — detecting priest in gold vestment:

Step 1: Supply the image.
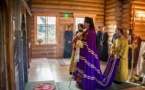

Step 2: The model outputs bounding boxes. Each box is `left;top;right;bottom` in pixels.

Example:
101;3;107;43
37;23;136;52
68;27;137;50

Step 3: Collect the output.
111;28;129;84
69;24;84;75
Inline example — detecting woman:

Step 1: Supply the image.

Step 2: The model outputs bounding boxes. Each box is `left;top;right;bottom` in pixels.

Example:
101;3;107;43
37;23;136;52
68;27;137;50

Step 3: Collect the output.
69;23;84;75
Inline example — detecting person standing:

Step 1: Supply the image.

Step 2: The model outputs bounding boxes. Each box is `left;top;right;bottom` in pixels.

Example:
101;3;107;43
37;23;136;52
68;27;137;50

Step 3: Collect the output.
63;25;73;58
111;28;129;84
100;26;109;62
112;27;119;44
69;23;84;75
127;29;142;69
96;26;102;57
74;17;121;90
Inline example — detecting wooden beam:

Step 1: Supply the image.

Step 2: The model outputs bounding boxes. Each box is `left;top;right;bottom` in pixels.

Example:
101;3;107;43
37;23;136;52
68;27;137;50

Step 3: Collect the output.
32;8;105;15
31;4;104;12
31;1;104;8
105;0;115;5
105;3;116;9
31;0;105;4
21;0;32;16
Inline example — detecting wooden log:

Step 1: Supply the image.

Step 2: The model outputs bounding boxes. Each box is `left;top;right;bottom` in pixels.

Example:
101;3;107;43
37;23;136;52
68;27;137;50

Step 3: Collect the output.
122;13;130;18
123;0;131;4
123;9;131;13
134;27;145;31
95;23;104;27
31;0;105;4
105;16;116;21
135;9;145;14
132;1;145;5
116;21;122;26
132;4;145;9
122;23;130;28
105;20;116;25
116;7;123;12
105;16;122;21
116;1;123;7
95;18;104;23
31;0;104;8
105;3;116;9
32;8;105;15
106;25;117;29
123;3;131;9
105;8;116;13
134;32;145;36
32;4;104;12
106;11;122;16
122;19;130;23
106;0;115;5
97;15;104;19
133;22;145;27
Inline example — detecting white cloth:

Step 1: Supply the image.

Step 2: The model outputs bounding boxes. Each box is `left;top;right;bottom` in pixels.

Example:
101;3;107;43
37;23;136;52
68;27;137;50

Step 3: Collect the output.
74;40;83;63
137;42;145;84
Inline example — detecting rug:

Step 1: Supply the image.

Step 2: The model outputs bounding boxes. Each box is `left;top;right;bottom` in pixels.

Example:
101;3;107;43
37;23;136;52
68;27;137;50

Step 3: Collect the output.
25;81;58;90
57;59;70;67
56;81;140;90
34;83;56;90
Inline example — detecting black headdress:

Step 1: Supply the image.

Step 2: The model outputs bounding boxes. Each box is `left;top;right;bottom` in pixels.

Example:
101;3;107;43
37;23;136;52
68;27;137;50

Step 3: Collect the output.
84;17;95;29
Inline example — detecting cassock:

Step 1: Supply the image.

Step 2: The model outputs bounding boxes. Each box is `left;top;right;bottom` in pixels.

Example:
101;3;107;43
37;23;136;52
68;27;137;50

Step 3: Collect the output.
112;36;129;82
75;28;121;90
112;33;118;44
75;17;121;90
96;30;102;57
100;32;109;62
63;30;73;58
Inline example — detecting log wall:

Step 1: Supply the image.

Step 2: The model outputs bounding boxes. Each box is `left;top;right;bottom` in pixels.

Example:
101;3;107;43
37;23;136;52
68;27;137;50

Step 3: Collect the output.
122;0;131;36
131;0;145;40
105;0;123;43
30;0;105;58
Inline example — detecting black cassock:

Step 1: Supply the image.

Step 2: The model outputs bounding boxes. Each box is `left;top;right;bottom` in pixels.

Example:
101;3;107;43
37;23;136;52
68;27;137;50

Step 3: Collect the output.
63;31;73;58
128;34;134;69
96;31;102;57
112;33;118;44
100;32;109;62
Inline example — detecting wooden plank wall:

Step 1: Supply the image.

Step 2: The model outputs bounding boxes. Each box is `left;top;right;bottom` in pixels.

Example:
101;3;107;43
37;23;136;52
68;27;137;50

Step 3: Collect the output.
131;0;145;40
105;0;123;43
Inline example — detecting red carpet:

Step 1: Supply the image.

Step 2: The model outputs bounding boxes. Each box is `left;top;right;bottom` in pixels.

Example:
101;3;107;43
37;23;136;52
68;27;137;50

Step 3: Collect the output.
34;83;56;90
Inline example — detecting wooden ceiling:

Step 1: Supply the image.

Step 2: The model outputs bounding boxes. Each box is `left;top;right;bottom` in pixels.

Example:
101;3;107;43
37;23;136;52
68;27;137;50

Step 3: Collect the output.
31;0;105;15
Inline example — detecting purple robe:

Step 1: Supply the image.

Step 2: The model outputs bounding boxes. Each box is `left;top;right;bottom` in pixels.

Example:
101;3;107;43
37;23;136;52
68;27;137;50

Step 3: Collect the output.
75;28;120;90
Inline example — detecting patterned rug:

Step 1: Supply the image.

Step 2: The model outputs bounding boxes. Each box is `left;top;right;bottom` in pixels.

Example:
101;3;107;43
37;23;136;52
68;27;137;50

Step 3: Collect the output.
25;81;58;90
34;83;56;90
56;81;140;90
25;81;141;90
57;59;70;67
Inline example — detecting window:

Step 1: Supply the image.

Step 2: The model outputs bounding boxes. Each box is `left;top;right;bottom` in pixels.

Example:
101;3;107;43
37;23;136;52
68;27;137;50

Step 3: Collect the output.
75;18;84;31
37;16;56;44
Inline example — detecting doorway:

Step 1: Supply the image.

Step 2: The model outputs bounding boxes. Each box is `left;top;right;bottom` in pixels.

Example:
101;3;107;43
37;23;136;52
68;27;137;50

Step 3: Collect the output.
57;18;74;58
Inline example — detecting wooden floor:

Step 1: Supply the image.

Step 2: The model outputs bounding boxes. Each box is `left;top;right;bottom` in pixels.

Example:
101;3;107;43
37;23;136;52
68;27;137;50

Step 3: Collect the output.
28;58;145;90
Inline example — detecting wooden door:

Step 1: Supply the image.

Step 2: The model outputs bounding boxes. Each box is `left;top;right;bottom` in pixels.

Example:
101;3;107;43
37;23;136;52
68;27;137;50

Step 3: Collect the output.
57;17;74;58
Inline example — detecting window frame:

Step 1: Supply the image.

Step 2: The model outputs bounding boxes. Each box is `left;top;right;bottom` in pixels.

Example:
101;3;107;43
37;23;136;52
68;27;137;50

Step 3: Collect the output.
34;14;58;45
